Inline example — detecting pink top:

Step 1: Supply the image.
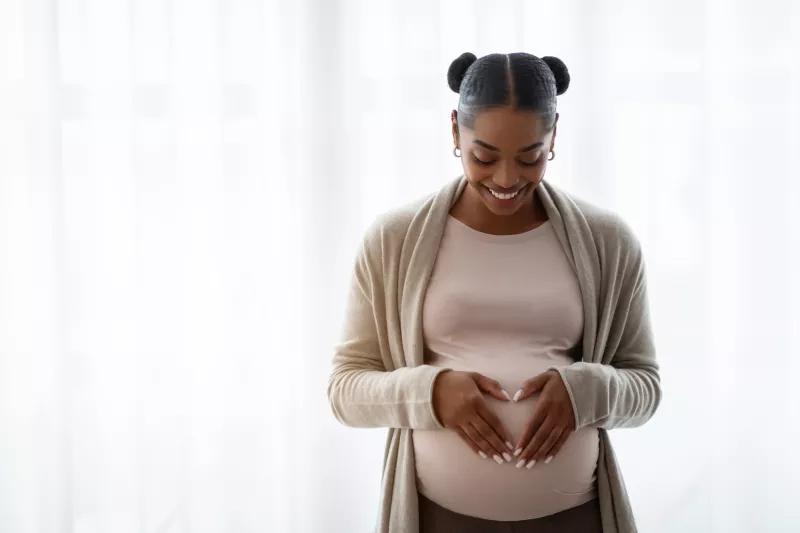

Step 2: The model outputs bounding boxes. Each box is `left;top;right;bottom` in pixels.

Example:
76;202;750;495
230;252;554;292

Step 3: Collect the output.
412;216;599;521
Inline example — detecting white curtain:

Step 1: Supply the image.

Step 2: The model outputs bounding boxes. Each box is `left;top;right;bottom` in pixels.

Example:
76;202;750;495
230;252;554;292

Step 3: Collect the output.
1;1;799;532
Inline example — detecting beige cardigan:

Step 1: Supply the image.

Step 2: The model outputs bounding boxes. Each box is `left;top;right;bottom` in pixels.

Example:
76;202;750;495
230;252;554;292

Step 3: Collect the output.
328;177;662;533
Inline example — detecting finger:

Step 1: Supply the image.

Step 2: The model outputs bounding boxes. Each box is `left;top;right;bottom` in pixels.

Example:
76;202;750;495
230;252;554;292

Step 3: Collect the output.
471;421;511;463
477;402;513;450
472;418;512;461
514;405;547;456
456;427;487;460
464;423;500;463
532;426;564;463
472;373;511;402
514;371;553;402
539;427;571;463
520;417;556;465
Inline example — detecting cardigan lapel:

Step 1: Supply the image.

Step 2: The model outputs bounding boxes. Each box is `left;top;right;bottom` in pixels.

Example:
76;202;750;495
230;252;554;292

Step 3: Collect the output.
534;181;602;364
398;178;466;367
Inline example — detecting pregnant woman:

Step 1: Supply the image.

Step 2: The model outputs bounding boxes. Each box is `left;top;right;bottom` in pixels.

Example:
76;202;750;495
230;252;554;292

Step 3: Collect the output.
328;52;662;533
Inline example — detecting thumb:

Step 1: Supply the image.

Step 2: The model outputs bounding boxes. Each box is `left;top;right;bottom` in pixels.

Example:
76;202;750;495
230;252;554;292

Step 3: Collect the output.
471;373;511;402
514;371;553;402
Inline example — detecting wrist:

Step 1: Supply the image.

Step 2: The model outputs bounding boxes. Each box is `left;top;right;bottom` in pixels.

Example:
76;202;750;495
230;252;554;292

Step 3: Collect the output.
430;368;452;427
432;368;453;396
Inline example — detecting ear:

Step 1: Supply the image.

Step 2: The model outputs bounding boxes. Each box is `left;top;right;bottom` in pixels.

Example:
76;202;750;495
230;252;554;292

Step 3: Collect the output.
451;110;459;146
550;113;559;150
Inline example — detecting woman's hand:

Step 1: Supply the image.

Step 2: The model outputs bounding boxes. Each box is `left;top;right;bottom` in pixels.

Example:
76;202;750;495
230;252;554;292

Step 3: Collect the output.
432;370;515;464
513;370;575;468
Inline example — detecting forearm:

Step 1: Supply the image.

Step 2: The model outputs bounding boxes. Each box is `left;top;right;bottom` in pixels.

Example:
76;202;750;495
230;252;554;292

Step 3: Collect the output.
553;362;662;430
327;364;448;429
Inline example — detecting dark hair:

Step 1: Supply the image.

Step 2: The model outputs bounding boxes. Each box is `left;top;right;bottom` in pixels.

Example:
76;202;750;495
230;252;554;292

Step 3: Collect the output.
447;52;570;130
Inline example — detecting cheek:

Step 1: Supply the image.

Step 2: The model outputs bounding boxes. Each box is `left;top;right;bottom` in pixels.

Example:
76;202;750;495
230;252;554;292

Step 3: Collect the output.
525;163;548;182
462;159;492;182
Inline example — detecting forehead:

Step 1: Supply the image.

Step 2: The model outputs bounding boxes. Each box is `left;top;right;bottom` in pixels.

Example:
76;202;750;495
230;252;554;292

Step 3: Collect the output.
465;108;548;147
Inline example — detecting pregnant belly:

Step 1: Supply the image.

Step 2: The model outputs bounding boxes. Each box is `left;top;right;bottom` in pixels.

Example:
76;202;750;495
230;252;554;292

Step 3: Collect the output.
413;353;599;521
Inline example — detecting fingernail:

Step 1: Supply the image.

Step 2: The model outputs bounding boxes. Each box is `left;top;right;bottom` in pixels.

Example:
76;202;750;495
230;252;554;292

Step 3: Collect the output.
505;441;514;451
502;390;512;401
514;448;522;457
545;456;553;464
479;451;488;460
493;455;504;465
516;459;526;469
503;452;513;462
513;390;523;402
526;459;536;469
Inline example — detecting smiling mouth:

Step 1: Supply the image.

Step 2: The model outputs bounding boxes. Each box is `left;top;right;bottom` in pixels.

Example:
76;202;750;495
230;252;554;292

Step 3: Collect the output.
484;183;529;200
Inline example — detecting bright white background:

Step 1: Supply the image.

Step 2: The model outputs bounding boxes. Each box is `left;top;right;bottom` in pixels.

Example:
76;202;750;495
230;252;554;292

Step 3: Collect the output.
1;1;799;532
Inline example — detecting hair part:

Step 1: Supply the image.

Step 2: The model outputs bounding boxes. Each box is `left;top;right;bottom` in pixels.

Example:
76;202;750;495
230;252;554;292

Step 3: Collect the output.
448;52;570;130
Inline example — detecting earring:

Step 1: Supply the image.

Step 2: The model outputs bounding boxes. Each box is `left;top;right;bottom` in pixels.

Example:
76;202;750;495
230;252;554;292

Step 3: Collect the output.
548;149;555;161
453;146;462;158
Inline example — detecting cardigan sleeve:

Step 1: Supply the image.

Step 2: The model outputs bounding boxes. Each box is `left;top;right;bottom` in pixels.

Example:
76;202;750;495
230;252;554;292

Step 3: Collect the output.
552;230;662;431
327;232;448;430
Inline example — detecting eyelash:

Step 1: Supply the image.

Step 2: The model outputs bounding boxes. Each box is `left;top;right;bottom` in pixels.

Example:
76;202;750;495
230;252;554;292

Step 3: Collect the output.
471;155;542;168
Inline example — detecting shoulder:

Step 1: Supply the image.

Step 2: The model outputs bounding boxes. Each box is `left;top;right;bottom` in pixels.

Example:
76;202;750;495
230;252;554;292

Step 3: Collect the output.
556;192;648;289
571;196;642;254
358;190;438;264
361;190;437;251
543;183;643;262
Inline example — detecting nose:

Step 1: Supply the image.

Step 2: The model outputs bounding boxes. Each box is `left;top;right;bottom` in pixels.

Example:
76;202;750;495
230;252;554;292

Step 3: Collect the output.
492;162;519;189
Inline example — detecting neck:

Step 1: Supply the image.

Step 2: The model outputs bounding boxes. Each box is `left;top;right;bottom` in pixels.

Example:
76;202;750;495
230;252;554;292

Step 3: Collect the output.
450;183;547;235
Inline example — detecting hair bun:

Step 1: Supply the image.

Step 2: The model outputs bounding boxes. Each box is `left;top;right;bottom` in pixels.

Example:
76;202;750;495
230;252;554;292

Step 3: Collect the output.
542;56;570;95
447;52;478;93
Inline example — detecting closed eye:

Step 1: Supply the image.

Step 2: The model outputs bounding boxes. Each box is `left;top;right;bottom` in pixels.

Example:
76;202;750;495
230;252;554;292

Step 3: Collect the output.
472;154;543;167
519;158;542;168
472;154;496;166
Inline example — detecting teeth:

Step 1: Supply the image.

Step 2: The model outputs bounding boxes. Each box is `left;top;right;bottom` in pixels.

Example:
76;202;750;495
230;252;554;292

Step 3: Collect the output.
489;188;520;200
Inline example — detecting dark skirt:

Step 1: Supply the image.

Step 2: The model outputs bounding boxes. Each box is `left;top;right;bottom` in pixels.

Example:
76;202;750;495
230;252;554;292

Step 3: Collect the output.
418;494;603;533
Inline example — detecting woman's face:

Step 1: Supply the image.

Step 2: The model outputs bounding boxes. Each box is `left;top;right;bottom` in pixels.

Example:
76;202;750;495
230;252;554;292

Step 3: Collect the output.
452;107;556;217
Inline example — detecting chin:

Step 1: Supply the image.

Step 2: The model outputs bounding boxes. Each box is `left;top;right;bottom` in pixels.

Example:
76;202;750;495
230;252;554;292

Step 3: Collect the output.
484;203;524;216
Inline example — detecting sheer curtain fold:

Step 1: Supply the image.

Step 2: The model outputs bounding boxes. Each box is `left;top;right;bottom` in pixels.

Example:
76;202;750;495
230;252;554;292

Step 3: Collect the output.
1;1;799;532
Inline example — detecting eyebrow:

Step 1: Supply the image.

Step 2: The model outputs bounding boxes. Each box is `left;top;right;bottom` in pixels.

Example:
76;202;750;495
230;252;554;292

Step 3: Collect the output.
473;140;544;153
